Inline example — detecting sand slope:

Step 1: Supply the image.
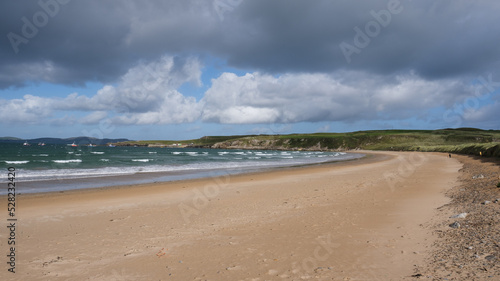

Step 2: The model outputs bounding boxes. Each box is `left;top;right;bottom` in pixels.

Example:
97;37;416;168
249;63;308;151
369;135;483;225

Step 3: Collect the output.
1;151;462;280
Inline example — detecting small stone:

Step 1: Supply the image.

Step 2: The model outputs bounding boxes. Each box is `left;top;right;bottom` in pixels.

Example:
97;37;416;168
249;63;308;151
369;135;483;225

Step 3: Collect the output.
449;222;460;228
450;213;467;219
466;246;473;250
485;255;496;261
482;201;492;205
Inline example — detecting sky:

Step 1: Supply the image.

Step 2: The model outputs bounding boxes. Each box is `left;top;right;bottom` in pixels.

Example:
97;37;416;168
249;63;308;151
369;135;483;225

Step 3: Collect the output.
1;0;499;140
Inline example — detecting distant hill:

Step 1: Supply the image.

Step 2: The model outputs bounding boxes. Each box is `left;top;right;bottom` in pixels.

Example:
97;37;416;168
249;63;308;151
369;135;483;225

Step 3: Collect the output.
0;136;130;145
0;137;22;141
113;128;500;157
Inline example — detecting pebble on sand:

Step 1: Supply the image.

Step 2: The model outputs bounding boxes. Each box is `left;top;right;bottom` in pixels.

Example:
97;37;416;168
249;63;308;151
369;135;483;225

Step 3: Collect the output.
449;213;467;219
485;255;496;262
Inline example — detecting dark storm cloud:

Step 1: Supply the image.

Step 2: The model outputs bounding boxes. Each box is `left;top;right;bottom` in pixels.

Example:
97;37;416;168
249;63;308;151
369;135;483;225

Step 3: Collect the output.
1;0;500;89
0;0;135;88
224;0;500;78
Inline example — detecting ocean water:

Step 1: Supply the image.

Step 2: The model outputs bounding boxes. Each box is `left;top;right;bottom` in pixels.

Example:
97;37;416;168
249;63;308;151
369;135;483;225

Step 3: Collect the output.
0;143;364;194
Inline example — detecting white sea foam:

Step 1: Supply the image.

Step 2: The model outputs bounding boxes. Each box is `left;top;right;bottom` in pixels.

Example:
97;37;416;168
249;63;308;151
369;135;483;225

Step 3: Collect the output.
7;149;365;193
53;159;82;163
149;152;157;154
91;152;105;154
33;154;49;157
5;160;30;164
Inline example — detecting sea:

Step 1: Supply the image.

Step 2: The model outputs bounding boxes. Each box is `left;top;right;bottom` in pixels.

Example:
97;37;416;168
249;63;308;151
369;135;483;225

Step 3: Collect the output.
0;143;364;194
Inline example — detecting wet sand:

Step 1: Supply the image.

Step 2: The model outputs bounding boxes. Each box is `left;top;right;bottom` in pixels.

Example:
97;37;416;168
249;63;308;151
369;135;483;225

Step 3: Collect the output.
1;151;462;280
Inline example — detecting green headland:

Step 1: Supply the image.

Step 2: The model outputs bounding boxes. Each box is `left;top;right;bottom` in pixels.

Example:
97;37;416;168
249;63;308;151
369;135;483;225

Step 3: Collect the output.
114;128;500;157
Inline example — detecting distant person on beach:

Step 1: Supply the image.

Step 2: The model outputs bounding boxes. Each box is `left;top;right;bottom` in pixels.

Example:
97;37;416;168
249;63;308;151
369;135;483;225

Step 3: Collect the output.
449;154;451;158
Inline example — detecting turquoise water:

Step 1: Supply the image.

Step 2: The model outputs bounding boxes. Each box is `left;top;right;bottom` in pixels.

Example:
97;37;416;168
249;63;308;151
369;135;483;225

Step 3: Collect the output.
0;143;363;194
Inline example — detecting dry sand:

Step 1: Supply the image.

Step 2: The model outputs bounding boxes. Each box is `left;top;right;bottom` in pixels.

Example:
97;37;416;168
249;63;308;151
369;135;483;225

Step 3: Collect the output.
1;151;464;280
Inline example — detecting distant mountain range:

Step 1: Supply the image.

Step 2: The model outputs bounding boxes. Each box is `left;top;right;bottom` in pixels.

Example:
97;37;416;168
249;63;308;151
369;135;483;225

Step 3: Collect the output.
0;136;130;145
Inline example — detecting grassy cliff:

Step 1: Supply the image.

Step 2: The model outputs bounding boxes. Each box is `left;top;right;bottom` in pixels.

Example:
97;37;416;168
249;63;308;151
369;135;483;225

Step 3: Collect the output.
114;128;500;157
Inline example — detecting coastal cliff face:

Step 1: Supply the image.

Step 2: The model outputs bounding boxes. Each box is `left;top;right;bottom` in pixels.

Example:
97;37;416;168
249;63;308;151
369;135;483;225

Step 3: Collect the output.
115;137;351;151
210;138;349;151
211;138;289;150
111;129;500;157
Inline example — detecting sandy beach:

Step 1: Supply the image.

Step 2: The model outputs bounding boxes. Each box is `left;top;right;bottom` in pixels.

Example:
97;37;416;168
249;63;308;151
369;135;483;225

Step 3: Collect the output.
2;151;465;280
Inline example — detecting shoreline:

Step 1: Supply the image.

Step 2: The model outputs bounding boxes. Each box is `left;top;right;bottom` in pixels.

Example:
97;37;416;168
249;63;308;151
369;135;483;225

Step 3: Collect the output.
0;144;358;196
3;151;465;280
7;151;369;197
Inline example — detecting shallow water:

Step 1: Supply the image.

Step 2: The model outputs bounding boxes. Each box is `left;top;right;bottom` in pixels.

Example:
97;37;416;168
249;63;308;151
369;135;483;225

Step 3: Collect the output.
0;143;364;194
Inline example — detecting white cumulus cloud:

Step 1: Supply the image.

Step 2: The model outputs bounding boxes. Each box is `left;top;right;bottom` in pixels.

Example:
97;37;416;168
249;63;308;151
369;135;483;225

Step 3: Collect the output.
201;71;467;124
0;95;53;123
0;56;203;125
0;62;480;129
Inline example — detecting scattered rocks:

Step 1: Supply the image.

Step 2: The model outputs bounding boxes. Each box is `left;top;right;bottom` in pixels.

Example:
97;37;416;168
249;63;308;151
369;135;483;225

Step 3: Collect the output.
449;213;468;219
313;267;333;273
418;156;500;279
42;256;63;267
